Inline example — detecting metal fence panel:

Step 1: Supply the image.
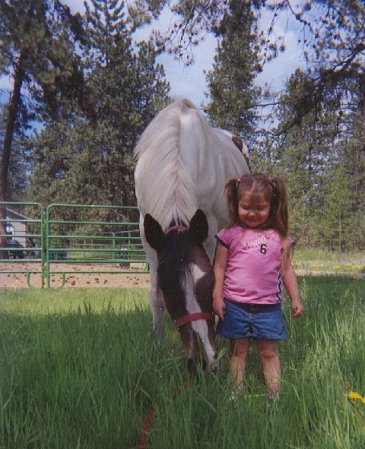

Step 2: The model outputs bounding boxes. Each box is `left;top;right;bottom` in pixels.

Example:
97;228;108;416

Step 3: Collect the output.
0;202;148;288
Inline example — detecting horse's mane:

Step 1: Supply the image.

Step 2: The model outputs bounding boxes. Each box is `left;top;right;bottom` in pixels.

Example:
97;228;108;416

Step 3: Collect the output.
134;98;198;229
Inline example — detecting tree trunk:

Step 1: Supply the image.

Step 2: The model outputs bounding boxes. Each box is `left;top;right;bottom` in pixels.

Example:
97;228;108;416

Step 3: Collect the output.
0;49;25;258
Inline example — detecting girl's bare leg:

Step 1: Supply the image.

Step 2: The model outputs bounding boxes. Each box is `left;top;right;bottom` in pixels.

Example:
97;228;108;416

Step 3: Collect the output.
229;338;250;393
256;339;281;397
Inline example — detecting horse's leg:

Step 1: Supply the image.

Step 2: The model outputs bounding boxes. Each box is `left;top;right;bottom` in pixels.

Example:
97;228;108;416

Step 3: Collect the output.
149;264;165;341
202;213;219;262
179;326;200;376
140;217;166;341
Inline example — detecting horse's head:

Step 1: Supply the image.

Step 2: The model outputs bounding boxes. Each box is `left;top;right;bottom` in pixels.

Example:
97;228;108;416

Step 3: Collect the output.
144;209;217;374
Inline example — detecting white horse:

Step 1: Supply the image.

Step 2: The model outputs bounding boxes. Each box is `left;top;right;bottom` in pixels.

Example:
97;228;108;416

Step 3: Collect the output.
134;98;250;372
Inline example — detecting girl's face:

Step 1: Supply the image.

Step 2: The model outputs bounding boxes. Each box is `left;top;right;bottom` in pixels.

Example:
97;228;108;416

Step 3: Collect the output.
238;191;271;229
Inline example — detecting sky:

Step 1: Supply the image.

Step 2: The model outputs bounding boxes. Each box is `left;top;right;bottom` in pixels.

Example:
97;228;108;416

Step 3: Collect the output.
0;1;305;109
66;1;306;107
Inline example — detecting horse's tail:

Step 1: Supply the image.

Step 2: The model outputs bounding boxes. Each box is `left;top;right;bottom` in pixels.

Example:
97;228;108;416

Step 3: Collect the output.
134;98;198;229
180;97;196;110
134;98;196;160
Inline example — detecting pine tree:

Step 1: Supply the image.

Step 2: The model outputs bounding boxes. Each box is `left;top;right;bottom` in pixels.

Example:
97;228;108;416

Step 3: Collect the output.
0;104;29;200
0;0;88;255
205;0;262;148
271;68;365;251
27;0;170;213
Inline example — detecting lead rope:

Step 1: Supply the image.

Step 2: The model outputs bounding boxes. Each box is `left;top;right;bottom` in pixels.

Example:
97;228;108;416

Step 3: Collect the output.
137;406;155;449
137;311;213;447
137;380;191;449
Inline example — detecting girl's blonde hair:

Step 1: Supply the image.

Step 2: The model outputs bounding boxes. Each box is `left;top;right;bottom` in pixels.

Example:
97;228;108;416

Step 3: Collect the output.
224;172;289;238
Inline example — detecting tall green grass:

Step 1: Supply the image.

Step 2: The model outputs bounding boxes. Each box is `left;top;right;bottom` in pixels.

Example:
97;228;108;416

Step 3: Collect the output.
0;278;364;449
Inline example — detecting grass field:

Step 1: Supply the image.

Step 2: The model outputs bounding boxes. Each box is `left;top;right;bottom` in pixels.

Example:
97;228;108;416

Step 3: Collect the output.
294;250;365;277
0;277;364;449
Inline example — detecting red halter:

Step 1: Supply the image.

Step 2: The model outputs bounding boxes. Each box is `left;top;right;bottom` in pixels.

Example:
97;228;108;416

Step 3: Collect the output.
165;224;187;234
174;312;214;328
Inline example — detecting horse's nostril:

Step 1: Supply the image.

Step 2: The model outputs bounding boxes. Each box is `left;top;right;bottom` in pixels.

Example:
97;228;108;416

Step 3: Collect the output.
210;361;220;375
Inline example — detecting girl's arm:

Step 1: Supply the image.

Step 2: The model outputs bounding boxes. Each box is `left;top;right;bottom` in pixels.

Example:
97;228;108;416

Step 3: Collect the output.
281;242;304;317
212;241;228;320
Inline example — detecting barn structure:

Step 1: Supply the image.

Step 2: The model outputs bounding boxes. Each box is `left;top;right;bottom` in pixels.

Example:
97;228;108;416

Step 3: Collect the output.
4;207;30;247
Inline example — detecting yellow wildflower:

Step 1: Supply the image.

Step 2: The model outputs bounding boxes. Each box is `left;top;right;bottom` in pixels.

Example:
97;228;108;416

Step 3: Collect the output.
348;391;365;404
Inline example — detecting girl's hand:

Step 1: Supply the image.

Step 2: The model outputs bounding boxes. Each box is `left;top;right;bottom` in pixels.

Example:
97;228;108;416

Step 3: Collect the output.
213;298;225;320
291;299;304;317
212;242;228;321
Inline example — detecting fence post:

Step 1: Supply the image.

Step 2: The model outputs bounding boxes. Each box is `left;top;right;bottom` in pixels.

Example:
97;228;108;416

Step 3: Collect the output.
41;206;48;288
45;206;51;288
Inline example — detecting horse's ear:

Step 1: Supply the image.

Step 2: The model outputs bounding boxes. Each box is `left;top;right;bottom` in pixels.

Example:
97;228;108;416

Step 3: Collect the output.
144;214;165;251
189;209;208;244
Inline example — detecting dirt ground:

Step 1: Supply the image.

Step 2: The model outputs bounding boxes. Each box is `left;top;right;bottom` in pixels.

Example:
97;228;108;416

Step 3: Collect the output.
1;262;362;290
0;262;151;289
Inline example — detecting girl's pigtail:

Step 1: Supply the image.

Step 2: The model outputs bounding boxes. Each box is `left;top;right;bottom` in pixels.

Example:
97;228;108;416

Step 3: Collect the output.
270;176;288;237
224;177;240;227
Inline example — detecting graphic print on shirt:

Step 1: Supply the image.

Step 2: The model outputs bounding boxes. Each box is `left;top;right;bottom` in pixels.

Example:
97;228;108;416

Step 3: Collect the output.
260;243;267;254
240;232;270;254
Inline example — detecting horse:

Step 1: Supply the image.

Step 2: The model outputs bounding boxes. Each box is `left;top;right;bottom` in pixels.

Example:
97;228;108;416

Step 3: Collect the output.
134;98;250;373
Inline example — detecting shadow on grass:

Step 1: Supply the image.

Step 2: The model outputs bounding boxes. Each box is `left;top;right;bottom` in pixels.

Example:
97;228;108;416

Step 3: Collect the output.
0;278;364;449
0;292;191;449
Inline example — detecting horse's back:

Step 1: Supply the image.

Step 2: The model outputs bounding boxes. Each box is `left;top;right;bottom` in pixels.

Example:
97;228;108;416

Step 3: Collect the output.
134;97;249;233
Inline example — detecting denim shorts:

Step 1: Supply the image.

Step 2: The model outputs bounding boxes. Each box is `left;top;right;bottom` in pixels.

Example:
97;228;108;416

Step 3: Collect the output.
216;299;288;340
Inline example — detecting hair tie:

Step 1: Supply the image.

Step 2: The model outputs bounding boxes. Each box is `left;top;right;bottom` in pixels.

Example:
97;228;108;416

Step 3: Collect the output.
236;176;242;188
267;176;277;197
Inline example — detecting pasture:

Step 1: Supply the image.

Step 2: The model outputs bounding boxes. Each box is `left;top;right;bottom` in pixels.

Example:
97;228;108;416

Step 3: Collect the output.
0;277;364;449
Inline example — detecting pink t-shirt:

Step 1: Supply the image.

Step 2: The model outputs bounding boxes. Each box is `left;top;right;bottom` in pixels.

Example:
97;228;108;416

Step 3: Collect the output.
216;226;289;305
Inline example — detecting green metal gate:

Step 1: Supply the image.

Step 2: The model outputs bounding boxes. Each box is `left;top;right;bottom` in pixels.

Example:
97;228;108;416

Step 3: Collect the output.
0;202;148;288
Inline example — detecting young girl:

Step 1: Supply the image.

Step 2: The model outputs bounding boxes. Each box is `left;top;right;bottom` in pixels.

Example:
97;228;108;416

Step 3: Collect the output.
212;173;303;398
